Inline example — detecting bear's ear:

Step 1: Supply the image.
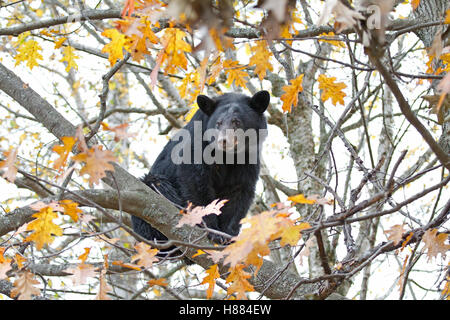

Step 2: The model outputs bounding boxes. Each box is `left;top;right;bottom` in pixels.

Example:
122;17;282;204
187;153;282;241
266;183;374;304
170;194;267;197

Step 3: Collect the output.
197;95;216;116
250;90;270;113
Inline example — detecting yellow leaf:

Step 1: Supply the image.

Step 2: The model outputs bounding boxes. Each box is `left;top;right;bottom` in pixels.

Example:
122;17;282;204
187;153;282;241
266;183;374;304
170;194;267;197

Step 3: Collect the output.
287;193;316;205
159;28;191;74
60;46;79;72
184;105;199;122
445;10;450;24
317;74;347;106
14;38;43;70
101;28;129;66
318;32;345;48
223;59;248;88
24;206;63;250
411;0;420;10
280;74;304;112
248;40;273;81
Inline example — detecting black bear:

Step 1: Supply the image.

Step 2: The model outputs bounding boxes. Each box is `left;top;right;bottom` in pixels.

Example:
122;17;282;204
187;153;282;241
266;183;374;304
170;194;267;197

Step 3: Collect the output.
132;90;270;254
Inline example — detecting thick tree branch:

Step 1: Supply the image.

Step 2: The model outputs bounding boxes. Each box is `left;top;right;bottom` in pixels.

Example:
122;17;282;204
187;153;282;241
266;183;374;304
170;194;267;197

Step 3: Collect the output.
0;9;121;36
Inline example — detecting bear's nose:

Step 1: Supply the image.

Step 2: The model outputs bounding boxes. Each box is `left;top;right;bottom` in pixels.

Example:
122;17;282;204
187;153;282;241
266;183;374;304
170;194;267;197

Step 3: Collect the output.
218;135;238;150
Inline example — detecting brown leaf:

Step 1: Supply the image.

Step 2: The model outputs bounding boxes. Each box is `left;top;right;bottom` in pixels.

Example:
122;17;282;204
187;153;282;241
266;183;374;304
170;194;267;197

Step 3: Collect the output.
94;269;112;300
131;242;159;269
385;224;405;245
0;147;18;183
10;271;41;300
422;229;450;261
66;263;97;286
176;199;228;228
72;145;117;187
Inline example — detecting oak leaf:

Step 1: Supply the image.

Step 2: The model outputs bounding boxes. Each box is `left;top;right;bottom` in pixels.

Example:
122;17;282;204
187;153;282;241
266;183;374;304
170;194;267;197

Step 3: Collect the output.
131;242;159;269
225;264;254;300
10;271;41;300
101;122;136;142
248;40;273;81
384;224;405;245
422;229;450;261
72;145;117;187
14;39;43;70
95;269;112;300
101;28;129;66
0;248;12;280
223;60;249;88
159;28;191;74
24;206;63;250
60;46;79;72
66;263;97;286
176;199;228;228
52;136;76;172
59;199;82;222
280;74;304;112
318;74;347;106
201;264;220;299
0;147;18;183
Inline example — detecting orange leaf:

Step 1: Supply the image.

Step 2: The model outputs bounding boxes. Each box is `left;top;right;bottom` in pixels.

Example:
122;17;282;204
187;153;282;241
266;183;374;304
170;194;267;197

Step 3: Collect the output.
287;193;316;205
225;264;254;300
121;0;135;17
318;74;347;106
0;248;12;280
280;74;304;112
148;278;168;287
201;264;220;299
59;199;82;222
72;145;117;187
52;136;76;172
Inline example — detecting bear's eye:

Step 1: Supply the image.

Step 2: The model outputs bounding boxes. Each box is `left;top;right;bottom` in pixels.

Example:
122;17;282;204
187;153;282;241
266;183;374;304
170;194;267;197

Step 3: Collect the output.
231;118;241;126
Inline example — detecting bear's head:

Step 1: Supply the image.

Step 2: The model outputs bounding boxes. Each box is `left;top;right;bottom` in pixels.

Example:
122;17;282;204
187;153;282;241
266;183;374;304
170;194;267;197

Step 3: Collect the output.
197;91;270;155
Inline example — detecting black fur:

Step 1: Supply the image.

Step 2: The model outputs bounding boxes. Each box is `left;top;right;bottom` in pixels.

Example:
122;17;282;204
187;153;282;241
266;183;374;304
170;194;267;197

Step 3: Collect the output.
132;91;269;253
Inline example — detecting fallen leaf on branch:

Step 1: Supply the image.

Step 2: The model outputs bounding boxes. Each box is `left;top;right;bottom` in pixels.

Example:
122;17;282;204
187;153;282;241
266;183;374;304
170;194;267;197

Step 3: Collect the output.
176;199;228;228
